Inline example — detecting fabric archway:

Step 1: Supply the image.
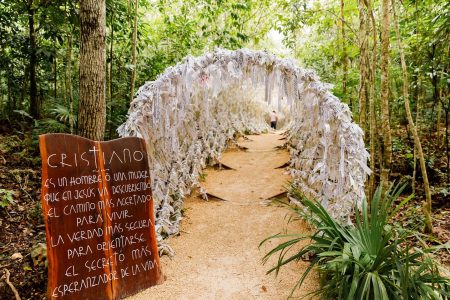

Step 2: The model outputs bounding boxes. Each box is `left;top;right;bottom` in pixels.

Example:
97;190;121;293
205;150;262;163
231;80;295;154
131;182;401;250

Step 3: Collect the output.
118;48;370;253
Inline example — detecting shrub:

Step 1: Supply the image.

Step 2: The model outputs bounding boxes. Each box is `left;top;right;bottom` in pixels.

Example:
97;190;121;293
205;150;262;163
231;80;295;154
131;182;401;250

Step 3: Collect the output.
0;188;15;208
261;184;450;299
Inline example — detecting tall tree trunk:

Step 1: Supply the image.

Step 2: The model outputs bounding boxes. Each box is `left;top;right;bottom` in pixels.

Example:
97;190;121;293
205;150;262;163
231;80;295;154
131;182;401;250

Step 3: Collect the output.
412;1;423;194
429;45;439;138
53;40;57;100
0;32;2;110
117;56;124;112
358;0;368;132
0;72;5;115
437;90;442;143
7;72;13;113
391;0;433;233
27;3;39;119
0;31;12;115
444;45;450;147
412;74;422;194
129;0;138;103
1;77;5;116
127;0;132;25
65;32;74;134
380;0;392;192
445;105;449;183
108;12;114;139
78;0;106;140
6;73;13;115
340;0;348;110
364;0;378;200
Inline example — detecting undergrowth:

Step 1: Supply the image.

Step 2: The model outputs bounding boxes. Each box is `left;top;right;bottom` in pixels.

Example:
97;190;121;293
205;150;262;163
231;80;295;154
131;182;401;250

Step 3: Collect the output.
261;183;450;299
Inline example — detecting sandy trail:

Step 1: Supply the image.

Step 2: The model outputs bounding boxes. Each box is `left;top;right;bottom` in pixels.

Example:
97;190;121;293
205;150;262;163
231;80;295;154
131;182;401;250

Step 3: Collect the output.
129;132;317;300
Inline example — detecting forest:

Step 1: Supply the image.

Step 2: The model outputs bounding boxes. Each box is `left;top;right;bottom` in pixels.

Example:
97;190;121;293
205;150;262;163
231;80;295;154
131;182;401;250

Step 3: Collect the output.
0;0;449;299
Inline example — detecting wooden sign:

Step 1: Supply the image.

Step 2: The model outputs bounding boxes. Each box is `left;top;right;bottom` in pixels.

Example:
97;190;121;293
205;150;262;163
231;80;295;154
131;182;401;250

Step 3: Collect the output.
39;134;164;299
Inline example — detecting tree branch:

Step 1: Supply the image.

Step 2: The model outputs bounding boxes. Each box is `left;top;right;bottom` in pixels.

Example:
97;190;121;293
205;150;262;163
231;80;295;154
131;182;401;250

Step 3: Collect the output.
2;269;21;300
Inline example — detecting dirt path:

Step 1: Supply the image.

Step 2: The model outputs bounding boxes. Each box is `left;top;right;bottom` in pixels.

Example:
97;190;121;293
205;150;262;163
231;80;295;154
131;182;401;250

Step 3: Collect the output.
129;132;317;299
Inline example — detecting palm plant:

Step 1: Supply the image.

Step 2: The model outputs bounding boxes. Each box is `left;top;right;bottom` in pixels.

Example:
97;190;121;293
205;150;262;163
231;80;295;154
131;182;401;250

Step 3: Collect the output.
261;183;450;299
50;104;76;127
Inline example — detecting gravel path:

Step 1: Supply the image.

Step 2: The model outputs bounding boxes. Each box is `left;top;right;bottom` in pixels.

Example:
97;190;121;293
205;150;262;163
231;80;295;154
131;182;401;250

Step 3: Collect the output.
128;132;317;299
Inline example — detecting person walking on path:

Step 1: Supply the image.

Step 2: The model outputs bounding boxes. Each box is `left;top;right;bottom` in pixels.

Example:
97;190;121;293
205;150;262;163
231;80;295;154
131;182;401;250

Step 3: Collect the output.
270;110;278;130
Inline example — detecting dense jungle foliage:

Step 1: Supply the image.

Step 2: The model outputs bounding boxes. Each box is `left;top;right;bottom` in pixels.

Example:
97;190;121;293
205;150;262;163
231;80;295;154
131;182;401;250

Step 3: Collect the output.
0;0;449;299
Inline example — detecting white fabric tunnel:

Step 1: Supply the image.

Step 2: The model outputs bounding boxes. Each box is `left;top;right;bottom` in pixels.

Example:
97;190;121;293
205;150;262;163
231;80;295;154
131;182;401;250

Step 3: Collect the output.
118;49;370;254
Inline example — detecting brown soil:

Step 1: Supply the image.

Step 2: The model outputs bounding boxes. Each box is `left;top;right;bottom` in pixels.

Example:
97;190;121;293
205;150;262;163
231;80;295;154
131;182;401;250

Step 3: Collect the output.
0;133;47;300
128;132;318;299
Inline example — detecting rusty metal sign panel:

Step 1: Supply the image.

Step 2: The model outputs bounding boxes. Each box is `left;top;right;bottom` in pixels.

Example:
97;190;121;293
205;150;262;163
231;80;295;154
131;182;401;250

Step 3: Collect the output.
39;134;164;299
